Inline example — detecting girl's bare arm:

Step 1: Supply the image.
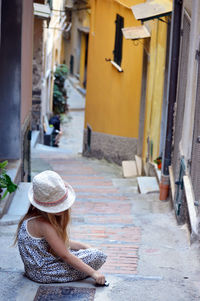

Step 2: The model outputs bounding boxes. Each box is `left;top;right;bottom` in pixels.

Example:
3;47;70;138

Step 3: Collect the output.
69;240;91;250
40;221;105;284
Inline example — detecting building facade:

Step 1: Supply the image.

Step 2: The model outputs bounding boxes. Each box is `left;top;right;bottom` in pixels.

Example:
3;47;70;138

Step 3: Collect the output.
167;0;200;237
0;0;33;182
32;0;66;142
63;0;91;89
83;0;144;164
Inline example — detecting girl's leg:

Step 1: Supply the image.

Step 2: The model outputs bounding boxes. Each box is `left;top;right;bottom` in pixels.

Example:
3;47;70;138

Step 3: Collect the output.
34;248;107;283
72;248;107;271
60;248;107;281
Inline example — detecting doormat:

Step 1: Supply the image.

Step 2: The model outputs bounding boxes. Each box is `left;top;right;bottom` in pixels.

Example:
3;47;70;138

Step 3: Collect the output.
34;286;96;301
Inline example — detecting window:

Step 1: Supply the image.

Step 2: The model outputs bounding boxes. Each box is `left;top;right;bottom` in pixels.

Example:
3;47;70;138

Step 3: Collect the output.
113;14;124;66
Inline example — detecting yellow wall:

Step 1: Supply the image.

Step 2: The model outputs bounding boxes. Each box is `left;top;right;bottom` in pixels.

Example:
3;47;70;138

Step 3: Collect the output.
85;0;144;138
142;18;168;162
79;33;87;87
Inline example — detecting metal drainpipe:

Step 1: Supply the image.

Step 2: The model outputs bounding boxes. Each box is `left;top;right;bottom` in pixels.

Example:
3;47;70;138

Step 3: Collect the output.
159;0;183;201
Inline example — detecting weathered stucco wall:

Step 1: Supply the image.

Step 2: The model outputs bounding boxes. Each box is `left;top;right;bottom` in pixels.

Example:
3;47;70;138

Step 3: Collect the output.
0;0;33;167
83;129;137;165
64;4;90;77
32;18;43;130
82;0;144;163
183;0;192;16
85;0;143;138
21;0;33;125
142;17;168;162
0;0;22;159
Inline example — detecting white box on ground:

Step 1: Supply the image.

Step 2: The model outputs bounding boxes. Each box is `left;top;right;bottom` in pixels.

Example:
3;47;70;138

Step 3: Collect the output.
137;176;159;194
122;160;137;178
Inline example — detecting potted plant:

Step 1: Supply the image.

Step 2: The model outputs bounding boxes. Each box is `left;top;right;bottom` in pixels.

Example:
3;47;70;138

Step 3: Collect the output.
0;161;17;200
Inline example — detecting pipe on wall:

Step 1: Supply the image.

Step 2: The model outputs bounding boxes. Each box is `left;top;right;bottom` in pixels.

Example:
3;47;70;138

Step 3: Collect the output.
160;0;183;200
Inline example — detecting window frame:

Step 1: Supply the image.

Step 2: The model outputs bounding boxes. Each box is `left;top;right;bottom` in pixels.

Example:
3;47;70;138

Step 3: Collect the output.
113;14;124;67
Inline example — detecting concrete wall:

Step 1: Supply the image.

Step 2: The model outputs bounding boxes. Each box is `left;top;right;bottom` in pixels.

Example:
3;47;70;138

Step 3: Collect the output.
21;0;33;181
169;0;200;226
83;129;137;164
181;1;200;160
21;0;33;125
0;0;33;183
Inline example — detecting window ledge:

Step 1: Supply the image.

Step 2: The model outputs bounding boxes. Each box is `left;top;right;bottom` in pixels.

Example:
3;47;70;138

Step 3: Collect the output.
110;60;123;72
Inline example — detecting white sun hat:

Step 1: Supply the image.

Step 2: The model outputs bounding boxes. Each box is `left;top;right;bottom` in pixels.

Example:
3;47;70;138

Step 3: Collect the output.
28;170;76;213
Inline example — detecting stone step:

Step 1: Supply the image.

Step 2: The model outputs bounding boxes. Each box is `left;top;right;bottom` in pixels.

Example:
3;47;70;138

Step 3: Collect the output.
0;182;31;225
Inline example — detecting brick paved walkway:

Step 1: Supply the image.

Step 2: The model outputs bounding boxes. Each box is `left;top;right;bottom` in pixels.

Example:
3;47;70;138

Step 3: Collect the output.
35;156;141;276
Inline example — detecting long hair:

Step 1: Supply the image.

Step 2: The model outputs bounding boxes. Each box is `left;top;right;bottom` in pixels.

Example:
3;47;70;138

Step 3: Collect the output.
13;204;71;249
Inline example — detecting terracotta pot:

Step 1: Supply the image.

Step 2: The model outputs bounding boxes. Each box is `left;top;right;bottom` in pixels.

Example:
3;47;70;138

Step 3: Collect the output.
159;183;169;201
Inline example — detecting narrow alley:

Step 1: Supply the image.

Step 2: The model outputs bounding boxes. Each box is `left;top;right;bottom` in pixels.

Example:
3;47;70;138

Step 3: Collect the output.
0;80;200;300
1;1;200;300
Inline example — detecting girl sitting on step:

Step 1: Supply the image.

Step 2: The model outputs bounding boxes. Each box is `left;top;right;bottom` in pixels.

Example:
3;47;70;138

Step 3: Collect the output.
14;170;107;284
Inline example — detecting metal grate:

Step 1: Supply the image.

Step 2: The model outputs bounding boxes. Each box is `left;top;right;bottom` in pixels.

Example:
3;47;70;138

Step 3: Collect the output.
34;286;96;301
172;12;190;182
190;47;200;207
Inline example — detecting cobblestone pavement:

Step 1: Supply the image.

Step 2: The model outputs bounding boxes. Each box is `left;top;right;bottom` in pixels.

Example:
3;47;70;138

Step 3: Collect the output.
29;79;200;299
1;81;200;300
31;140;200;300
32;155;141;276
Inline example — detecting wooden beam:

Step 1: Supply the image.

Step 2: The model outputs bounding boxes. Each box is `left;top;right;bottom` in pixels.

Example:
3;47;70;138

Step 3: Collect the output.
169;166;175;201
183;175;198;237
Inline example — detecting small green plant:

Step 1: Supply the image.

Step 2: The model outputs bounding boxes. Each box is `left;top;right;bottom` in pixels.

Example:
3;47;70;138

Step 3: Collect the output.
0;161;17;200
53;64;68;114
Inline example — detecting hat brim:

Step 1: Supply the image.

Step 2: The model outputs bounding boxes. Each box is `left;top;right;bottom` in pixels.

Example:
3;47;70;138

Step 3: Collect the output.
28;183;76;213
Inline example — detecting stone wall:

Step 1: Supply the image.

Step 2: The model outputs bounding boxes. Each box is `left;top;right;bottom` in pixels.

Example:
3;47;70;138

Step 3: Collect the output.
32;19;43;131
83;129;138;165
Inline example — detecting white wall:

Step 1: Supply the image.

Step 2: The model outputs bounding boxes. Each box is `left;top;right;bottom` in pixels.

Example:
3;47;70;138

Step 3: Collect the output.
181;0;200;161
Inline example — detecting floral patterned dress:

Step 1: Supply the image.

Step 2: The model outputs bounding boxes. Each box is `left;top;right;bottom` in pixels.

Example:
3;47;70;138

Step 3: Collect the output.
17;216;107;283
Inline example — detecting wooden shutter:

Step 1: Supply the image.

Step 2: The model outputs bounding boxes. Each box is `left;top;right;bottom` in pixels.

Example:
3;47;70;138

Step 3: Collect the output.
113;14;124;66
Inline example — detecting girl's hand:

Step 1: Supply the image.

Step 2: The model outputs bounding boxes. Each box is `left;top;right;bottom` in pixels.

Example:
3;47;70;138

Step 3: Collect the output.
92;271;105;285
